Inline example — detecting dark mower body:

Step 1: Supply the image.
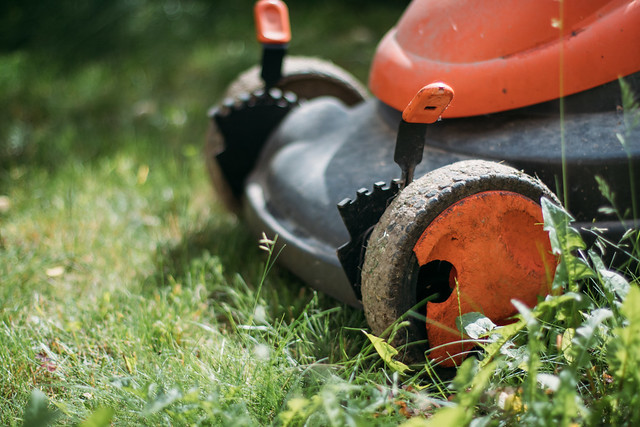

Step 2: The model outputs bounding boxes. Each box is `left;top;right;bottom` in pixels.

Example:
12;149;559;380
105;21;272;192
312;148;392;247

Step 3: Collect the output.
239;76;640;307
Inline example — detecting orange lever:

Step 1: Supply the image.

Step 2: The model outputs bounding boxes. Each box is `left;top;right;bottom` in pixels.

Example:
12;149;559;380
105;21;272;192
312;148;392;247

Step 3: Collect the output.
402;83;454;124
255;0;291;45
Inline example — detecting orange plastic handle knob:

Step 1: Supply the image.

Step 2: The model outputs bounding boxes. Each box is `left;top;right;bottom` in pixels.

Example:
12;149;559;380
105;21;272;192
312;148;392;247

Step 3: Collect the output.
402;83;454;124
255;0;291;44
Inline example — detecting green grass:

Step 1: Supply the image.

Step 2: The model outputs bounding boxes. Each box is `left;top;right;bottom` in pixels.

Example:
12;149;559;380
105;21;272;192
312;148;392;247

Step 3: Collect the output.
0;1;410;424
2;1;640;425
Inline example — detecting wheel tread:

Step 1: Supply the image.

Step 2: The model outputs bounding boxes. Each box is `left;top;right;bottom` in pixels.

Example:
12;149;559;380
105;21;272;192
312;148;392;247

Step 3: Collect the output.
361;160;559;363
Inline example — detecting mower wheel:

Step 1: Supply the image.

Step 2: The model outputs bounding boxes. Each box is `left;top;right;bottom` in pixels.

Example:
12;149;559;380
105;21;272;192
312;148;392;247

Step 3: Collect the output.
206;56;369;212
361;160;559;367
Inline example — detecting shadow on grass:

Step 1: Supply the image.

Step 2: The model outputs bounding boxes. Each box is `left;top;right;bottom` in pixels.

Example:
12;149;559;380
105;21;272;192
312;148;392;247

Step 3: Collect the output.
145;210;369;362
151;216;258;286
146;213;330;313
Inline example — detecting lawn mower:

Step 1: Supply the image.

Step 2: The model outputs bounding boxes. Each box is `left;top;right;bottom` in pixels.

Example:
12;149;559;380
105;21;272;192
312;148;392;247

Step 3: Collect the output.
206;0;640;367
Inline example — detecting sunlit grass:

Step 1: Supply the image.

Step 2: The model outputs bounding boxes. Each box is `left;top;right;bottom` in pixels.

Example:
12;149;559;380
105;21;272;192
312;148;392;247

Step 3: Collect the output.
2;1;639;425
1;133;373;423
0;2;406;423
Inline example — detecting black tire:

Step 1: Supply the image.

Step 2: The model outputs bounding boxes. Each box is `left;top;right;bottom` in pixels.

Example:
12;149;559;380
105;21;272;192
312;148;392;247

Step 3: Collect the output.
206;56;369;212
361;160;559;365
225;56;368;106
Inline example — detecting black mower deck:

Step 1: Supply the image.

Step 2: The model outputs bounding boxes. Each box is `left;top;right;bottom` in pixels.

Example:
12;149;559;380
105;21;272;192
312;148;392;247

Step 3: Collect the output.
242;77;640;306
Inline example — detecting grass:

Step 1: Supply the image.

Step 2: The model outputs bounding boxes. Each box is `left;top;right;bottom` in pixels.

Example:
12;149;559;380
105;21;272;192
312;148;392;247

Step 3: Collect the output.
1;1;640;425
0;1;408;424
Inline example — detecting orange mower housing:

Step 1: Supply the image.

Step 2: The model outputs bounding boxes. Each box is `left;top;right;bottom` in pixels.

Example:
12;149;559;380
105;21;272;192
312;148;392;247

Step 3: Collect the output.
370;0;640;117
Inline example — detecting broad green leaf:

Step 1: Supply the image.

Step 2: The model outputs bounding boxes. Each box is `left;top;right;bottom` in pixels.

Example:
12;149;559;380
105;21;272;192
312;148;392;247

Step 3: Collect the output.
620;286;640;325
143;387;182;414
572;308;613;368
79;407;115;427
456;312;496;339
590;251;630;305
280;398;312;426
470;360;497;393
551;250;594;290
565;256;595;281
320;389;343;427
480;320;527;368
537;292;583;311
541;196;591;293
455;358;497;403
500;343;529;371
552;259;569;290
401;417;431;427
561;328;575;363
607;286;640;381
286;397;310;413
601;270;630;300
546;292;585;323
551;252;594;292
422;406;469;426
575;309;613;341
469;415;493;427
452;357;478;393
554;369;581;422
541;198;585;254
363;331;411;374
22;389;60;427
443;358;497;425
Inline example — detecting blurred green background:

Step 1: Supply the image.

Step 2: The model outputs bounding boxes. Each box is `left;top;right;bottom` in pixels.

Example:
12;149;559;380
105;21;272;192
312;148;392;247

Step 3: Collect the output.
0;0;408;176
0;3;408;420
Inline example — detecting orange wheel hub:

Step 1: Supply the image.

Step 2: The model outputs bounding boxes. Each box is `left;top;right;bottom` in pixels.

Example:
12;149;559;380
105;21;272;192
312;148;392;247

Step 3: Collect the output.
413;191;556;366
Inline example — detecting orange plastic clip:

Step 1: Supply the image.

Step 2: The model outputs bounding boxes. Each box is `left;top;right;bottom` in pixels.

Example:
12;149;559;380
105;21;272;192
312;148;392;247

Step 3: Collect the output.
402;83;454;124
254;0;291;45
